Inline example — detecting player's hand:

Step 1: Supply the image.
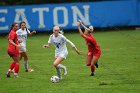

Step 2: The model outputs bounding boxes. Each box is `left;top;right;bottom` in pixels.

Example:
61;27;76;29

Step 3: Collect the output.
18;39;22;43
77;22;81;27
17;45;22;49
78;20;82;24
76;49;80;55
43;45;49;48
32;31;36;34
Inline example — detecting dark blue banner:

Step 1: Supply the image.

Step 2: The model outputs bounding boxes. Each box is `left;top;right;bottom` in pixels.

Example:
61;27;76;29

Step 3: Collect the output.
0;0;140;33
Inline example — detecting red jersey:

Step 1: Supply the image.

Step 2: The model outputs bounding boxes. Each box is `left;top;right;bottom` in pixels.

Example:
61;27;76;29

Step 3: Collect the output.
85;34;101;53
7;30;19;53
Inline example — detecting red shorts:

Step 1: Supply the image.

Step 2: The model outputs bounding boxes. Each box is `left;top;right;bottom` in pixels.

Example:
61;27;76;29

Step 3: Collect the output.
7;50;19;57
87;50;101;58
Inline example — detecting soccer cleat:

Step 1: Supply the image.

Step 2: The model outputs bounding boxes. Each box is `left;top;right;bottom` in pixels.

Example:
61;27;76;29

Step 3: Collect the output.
59;76;62;80
25;69;28;72
14;75;19;78
6;71;11;78
95;62;99;68
90;72;94;76
63;66;67;75
28;69;34;72
25;68;34;72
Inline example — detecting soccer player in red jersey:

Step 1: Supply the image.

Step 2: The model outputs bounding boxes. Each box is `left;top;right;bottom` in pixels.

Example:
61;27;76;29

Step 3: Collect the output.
6;22;22;78
77;21;101;76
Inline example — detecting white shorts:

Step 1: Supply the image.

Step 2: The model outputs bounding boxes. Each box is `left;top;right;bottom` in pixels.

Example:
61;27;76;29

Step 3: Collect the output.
19;46;27;53
55;51;68;59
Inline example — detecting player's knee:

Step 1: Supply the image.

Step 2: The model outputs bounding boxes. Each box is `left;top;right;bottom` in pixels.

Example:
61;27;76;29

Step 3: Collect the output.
53;63;58;68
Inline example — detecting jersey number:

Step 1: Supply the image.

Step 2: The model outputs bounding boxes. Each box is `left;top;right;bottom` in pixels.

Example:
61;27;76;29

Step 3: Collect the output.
54;42;61;48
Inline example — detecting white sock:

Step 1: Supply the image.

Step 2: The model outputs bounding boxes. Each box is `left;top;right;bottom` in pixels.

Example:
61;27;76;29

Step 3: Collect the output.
14;73;18;76
56;67;62;79
8;69;11;72
57;64;65;69
57;64;67;75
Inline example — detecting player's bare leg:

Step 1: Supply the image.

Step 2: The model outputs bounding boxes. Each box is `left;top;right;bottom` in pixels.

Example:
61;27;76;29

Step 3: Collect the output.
90;56;99;76
86;55;92;66
86;54;98;68
86;55;94;76
21;52;33;72
53;57;67;79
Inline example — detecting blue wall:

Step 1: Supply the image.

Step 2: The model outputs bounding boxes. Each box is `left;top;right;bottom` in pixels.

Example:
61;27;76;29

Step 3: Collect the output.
0;0;140;33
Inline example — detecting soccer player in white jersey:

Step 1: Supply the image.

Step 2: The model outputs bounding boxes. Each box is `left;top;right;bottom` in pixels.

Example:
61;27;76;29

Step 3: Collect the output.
43;26;80;80
16;21;36;72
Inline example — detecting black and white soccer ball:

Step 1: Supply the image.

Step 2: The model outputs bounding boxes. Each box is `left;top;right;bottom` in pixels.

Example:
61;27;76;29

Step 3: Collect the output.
50;75;60;83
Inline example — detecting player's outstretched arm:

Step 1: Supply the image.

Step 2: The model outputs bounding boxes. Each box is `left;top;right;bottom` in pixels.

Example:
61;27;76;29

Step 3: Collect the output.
77;22;86;38
43;43;51;48
67;39;80;55
80;21;88;30
73;47;80;55
28;30;36;36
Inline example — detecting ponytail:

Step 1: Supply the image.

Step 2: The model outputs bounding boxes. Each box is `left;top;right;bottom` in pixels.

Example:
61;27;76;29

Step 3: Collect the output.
59;30;64;35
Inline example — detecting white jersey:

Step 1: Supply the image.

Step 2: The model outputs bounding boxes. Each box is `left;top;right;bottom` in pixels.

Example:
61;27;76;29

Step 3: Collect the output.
16;28;30;47
48;33;75;59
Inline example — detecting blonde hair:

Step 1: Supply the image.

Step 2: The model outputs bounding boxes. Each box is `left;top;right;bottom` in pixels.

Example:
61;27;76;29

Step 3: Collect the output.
89;25;94;32
53;26;60;31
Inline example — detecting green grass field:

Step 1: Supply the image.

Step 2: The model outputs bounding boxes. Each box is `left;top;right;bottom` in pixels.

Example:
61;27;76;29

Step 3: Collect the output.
0;30;140;93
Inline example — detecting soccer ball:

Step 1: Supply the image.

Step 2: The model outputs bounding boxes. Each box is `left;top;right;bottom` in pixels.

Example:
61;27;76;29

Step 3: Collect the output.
50;75;60;83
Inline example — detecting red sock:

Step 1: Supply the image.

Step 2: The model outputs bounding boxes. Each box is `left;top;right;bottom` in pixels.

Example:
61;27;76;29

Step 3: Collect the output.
14;63;20;73
90;65;95;73
9;62;16;71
